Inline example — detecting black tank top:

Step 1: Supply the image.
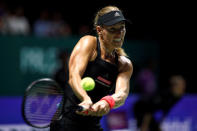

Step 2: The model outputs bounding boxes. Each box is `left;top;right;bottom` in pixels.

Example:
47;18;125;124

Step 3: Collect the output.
64;38;119;124
82;38;119;103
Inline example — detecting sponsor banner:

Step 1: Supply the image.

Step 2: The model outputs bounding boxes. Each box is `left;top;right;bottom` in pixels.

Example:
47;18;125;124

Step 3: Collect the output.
0;124;49;131
1;95;197;131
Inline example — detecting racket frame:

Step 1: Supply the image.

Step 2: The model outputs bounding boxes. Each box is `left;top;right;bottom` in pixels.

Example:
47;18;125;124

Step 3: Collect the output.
22;78;64;128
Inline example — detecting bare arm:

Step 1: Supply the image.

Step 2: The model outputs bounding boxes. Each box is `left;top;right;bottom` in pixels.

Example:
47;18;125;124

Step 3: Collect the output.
111;56;133;108
89;56;133;116
68;35;96;108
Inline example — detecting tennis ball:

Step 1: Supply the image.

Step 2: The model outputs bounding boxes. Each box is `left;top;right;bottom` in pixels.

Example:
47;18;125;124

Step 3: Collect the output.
81;77;95;91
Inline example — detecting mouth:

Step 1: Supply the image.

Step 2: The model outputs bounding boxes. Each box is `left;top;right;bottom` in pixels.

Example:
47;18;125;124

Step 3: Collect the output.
113;38;122;42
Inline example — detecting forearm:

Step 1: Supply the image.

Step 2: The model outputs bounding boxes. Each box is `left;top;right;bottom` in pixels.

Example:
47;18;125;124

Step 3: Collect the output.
111;91;128;108
69;74;91;102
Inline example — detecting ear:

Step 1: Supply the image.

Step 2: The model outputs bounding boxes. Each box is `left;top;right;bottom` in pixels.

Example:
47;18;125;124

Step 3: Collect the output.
96;26;102;35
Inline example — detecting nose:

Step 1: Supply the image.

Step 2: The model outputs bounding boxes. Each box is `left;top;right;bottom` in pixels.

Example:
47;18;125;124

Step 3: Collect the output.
114;30;125;37
115;28;125;34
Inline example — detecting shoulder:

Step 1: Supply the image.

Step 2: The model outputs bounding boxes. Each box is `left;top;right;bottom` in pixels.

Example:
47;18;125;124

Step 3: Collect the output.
73;35;97;53
119;56;132;64
71;35;97;58
118;56;133;73
78;35;97;47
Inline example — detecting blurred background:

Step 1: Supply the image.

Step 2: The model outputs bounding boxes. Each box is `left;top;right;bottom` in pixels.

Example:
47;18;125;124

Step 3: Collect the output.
0;0;196;131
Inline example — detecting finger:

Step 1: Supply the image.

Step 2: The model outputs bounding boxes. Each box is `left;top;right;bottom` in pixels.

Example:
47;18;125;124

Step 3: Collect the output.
91;101;109;116
96;104;110;116
89;104;99;116
94;105;104;116
88;108;95;116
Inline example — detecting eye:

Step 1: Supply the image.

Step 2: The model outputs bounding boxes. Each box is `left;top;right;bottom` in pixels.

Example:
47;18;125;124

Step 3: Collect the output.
120;25;126;30
108;28;116;32
105;25;126;33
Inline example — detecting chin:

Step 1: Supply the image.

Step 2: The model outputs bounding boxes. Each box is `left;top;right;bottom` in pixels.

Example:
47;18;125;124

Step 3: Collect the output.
113;41;123;48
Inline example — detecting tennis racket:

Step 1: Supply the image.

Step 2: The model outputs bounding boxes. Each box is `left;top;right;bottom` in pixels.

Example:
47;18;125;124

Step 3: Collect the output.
22;78;83;128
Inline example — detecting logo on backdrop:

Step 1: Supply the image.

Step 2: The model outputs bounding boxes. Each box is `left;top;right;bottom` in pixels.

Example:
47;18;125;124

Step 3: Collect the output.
20;47;59;75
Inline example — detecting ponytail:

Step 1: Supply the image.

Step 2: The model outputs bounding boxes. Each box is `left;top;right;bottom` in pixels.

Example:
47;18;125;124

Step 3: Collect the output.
116;48;127;56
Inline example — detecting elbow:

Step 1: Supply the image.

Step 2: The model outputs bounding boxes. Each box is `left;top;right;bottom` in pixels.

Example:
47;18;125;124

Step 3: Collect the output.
68;70;82;88
68;74;73;87
68;79;72;87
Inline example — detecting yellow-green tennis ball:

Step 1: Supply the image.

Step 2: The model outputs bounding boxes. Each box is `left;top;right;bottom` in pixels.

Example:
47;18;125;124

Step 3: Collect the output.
81;77;95;91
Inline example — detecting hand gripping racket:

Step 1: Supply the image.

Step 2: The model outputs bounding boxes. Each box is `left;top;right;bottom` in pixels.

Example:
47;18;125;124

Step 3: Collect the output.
22;78;83;128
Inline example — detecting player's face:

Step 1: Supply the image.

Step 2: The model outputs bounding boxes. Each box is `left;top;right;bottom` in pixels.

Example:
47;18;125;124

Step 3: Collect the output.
102;21;126;48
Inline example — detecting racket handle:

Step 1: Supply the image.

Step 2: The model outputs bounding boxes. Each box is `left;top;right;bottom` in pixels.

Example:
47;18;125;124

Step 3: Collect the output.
71;105;84;112
76;106;84;112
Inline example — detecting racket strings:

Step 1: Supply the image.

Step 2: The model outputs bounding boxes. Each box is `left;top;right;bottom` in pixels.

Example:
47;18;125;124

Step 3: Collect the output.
23;80;64;128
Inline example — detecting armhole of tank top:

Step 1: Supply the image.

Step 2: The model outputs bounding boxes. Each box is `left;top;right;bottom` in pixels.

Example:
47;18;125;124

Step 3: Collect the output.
89;37;100;62
96;37;101;59
115;52;119;66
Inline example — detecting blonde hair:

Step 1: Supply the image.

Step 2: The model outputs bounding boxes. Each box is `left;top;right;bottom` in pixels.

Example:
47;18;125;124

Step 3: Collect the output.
94;6;128;57
115;48;127;56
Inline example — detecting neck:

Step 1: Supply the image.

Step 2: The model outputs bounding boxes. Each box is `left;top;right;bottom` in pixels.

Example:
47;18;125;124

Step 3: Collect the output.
99;38;116;58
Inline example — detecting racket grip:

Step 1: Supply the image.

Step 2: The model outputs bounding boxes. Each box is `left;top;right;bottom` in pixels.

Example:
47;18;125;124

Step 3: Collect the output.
77;106;84;112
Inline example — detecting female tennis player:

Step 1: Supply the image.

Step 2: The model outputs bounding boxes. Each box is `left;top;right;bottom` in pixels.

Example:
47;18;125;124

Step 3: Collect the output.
50;5;133;131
